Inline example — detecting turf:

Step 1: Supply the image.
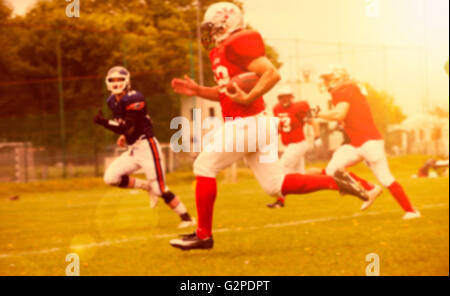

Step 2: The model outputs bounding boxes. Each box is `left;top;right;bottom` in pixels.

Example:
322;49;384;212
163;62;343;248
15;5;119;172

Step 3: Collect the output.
0;155;448;276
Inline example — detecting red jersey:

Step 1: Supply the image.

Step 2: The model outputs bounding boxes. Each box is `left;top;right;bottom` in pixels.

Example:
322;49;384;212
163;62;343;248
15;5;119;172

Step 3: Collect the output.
273;101;310;146
209;30;266;120
330;83;382;147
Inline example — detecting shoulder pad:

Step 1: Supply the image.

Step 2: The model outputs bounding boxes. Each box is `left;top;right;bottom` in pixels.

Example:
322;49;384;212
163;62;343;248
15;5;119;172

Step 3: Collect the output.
224;30;266;68
123;91;146;111
127;90;145;100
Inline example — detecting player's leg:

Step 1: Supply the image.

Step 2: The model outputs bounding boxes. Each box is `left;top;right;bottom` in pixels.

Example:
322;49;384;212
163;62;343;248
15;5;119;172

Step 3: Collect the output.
296;140;309;174
103;150;145;189
363;141;418;218
268;141;309;208
169;120;250;249
192;150;245;238
245;138;368;201
434;159;449;168
325;144;362;176
138;137;195;226
149;183;195;228
169;150;244;249
267;144;294;208
323;144;382;209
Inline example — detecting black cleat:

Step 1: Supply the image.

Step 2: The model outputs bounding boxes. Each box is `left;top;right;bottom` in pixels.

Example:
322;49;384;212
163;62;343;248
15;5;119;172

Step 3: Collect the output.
169;232;214;251
333;170;369;201
267;200;285;209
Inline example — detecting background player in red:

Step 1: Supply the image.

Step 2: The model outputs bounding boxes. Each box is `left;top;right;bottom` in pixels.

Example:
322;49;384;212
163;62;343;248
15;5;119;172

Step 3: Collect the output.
268;85;322;208
168;2;369;250
316;67;421;219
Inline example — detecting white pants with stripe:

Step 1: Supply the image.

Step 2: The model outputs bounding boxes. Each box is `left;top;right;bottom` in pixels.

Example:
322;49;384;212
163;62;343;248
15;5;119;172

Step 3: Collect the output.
104;136;168;196
325;140;395;187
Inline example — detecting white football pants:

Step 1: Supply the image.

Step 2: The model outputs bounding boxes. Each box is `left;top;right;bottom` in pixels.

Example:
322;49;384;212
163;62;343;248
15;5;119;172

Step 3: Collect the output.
104;136;169;196
325;140;395;187
193;113;286;197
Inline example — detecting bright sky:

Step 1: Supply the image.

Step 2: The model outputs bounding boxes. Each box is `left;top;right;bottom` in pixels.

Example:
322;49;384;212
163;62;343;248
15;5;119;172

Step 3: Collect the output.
9;0;450;115
7;0;35;15
242;0;449;115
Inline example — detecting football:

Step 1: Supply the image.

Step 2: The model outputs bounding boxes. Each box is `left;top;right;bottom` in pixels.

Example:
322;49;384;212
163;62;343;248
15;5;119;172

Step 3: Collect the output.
227;72;260;94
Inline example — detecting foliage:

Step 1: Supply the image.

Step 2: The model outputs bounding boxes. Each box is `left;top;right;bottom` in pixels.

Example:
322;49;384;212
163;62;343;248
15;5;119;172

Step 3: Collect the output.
0;0;281;152
362;82;406;137
428;106;449;119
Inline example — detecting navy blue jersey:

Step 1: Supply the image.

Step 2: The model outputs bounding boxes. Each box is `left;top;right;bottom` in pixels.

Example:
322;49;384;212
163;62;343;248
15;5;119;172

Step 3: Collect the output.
105;90;154;144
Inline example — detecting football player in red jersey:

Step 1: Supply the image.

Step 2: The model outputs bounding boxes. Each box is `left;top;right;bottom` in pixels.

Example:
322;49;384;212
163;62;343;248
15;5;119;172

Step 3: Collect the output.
169;2;369;250
268;85;322;208
316;67;421;219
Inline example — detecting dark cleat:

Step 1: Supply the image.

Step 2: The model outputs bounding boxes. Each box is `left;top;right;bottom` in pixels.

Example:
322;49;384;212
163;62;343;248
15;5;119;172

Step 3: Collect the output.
170;232;214;251
333;170;369;201
267;200;285;209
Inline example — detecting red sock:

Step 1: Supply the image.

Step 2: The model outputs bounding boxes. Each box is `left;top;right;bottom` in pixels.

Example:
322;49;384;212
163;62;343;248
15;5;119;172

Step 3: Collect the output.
388;181;414;212
195;176;217;239
277;196;285;203
281;173;338;196
348;172;375;190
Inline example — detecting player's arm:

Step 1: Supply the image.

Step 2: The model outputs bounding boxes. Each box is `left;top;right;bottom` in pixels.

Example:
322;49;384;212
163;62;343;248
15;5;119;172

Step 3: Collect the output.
94;110;137;134
317;102;350;122
226;56;281;105
171;75;221;102
94;98;145;134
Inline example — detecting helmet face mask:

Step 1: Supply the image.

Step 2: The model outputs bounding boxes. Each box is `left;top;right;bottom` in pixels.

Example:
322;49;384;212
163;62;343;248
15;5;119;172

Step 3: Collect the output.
277;85;294;108
201;2;244;48
201;22;224;49
105;66;130;95
278;94;293;108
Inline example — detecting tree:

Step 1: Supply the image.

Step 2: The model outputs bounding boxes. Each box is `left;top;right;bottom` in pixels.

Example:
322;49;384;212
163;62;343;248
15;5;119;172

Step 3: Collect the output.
429;107;449;119
0;0;282;155
362;82;406;137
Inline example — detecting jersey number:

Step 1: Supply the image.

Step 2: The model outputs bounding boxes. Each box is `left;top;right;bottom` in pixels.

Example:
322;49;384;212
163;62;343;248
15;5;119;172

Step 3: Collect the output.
280;116;292;133
214;66;230;92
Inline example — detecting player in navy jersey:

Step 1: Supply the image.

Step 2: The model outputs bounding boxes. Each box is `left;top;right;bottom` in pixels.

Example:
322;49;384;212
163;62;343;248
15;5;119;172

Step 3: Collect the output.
94;66;195;228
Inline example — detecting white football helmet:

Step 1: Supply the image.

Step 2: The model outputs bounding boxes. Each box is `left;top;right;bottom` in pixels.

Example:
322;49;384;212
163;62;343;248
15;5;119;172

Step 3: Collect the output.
277;85;294;108
201;2;245;47
277;85;294;97
320;66;350;91
105;66;130;95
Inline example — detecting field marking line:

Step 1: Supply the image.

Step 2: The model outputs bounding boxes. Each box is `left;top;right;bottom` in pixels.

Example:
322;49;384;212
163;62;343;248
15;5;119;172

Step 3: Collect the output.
0;202;447;259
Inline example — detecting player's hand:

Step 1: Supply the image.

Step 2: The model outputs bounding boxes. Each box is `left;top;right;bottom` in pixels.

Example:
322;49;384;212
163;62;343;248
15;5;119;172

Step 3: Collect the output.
308;106;321;119
171;75;200;96
93;110;107;126
117;135;127;147
225;82;249;104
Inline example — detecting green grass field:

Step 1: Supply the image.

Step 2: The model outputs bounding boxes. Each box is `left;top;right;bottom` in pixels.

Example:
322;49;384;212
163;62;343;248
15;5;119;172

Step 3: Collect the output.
0;155;448;276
